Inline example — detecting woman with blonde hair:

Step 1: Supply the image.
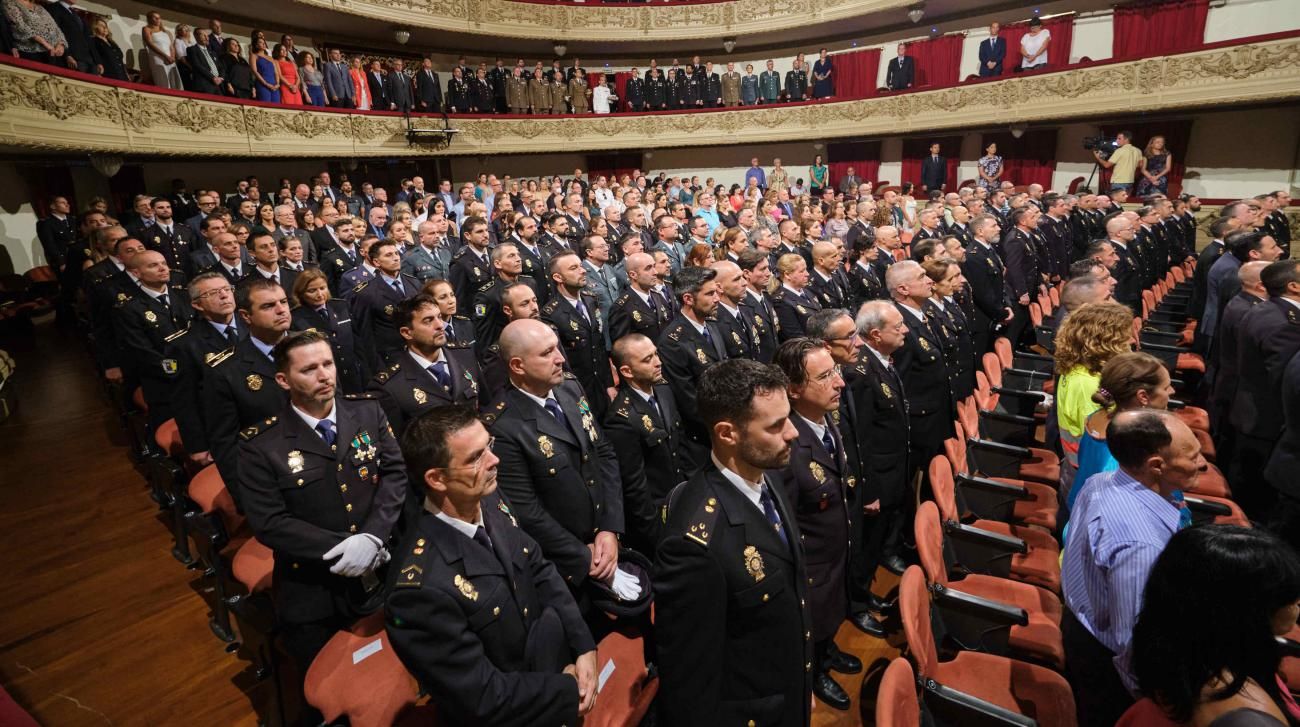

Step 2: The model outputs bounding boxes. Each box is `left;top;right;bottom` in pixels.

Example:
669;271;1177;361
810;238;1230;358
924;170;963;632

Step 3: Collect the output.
717;226;750;261
1136;135;1173;197
1053;300;1136;498
89;18;128;80
142;11;180;89
172;23;194;89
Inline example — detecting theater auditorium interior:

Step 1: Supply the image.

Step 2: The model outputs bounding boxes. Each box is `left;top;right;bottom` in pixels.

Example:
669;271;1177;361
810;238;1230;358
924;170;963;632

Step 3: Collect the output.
1;0;1299;724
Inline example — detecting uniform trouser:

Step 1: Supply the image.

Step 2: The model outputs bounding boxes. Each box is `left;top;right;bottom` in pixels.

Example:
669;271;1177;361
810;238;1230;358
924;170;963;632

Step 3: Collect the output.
1005;302;1031;351
1062;609;1133;727
1231;433;1279;522
510;106;526;114
850;505;901;613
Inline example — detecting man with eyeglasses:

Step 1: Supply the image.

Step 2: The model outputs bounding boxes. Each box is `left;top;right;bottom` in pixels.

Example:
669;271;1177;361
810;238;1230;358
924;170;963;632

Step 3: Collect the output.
369;294;484;438
186;192;218;237
386;404;598;725
240;330;406;686
165;272;245;468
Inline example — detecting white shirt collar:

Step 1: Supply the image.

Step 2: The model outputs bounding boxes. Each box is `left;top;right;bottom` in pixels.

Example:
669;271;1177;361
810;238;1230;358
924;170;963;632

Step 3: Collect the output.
866;344;892;368
711;453;765;511
683;314;706;335
799;413;828;441
513;384;556;411
719;300;741;317
426;499;485;540
408;348;446;369
292;400;336;432
898;301;926;321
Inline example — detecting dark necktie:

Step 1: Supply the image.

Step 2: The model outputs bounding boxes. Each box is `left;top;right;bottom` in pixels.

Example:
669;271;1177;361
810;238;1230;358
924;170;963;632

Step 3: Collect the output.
544;398;570;431
647;292;659;314
224;324;238;346
473;525;494;553
159;294;169;308
316;420;336;447
576;300;590;324
821;425;836;455
428;361;450;390
391;279;404;296
701;325;714;348
317;306;330;323
758;484;789;548
648;393;663;419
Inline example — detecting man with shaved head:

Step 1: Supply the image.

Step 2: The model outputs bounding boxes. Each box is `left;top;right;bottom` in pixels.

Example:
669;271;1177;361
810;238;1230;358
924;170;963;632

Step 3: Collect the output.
710;259;758;359
1210;260;1269;451
610;251;672;343
1105;214;1143;314
114;249;194;428
487;319;625;619
808;239;848;310
871;225;901;286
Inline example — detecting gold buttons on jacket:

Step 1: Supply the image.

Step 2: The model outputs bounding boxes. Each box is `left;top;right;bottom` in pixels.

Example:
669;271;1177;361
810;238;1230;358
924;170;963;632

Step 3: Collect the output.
345;504;353;512
340;484;348;493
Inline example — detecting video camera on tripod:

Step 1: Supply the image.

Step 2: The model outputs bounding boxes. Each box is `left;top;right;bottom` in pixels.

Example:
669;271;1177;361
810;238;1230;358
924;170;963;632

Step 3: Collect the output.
1082;136;1121;161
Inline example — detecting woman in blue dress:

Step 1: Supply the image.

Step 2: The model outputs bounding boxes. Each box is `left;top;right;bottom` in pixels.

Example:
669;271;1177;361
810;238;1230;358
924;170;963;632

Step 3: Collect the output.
811;48;834;98
1136;134;1172;197
977;142;1003;191
251;36;280;103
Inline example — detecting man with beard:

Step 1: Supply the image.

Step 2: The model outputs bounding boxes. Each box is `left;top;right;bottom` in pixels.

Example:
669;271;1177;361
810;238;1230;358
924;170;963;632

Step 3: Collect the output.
480;281;542;400
658;266;729;451
541;251;612;417
473;242;538;353
240;331;406;679
656;359;812;727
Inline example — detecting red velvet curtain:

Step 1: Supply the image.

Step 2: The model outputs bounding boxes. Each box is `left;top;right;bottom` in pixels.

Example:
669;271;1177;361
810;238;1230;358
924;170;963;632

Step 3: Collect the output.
1113;0;1208;59
980;129;1059;188
613;71;631;112
900;136;962;189
906;34;965;89
1097;120;1193;195
834;48;881;99
828;141;882;192
1001;15;1075;72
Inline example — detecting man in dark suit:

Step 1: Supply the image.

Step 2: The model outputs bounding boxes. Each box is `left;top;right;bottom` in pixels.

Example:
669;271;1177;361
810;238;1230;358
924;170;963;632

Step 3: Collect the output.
738;249;780;363
240;331;406;674
919;143;946;193
1003;206;1046;344
611;252;672;344
186;29;224;95
350;239;420;371
783;59;809;102
541;251;612;417
887;260;954;486
142;197;198;276
386;406;599;726
978;22;1006;76
657;266;730;451
486;319;624;607
368;295;483;436
36;195;76;275
414;57;443;112
366;60;388;110
44;0;93;73
962;214;1012;355
473;243;539;354
846;301;911;635
83;228;140;382
1207;260;1267;471
1229;259;1300;520
1105;215;1144;316
323;49;354;108
711;260;761;360
885;44;915;90
384;59;414;112
772;339;861;710
1190;218;1235;343
1265;349;1300;552
656;358;813;727
201;278;291;505
603;334;700;555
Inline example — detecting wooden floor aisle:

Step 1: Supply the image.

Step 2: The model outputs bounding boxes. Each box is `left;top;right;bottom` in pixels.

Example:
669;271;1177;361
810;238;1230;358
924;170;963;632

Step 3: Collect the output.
0;321;267;726
0;319;901;726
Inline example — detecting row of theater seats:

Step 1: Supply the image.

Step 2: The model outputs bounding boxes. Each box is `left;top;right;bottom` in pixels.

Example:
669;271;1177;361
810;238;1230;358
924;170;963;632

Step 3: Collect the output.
870;256;1275;725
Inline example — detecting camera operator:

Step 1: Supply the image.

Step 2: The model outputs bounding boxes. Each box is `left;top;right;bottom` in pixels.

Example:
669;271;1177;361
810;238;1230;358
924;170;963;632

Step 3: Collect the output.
1091;130;1144;195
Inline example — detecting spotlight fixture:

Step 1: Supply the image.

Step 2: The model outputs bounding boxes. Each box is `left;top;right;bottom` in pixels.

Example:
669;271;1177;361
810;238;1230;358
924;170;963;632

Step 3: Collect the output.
907;4;925;23
554;42;568;57
89;153;123;178
723;38;736;54
1010;123;1027;138
393;28;411;45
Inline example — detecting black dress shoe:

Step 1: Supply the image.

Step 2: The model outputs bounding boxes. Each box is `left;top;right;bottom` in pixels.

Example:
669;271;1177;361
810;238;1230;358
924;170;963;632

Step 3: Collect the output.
826;643;862;675
868;593;898;612
814;672;851;710
851;611;887;637
883;554;909;575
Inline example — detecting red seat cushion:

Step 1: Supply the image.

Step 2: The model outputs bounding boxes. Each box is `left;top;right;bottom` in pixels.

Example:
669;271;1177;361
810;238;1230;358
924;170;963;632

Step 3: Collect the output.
1016;448;1061;486
1191;462;1231;499
950;573;1065;669
1174;406;1210;432
1175;352;1206;373
931;650;1077;726
132;386;148;412
1010;541;1062;594
1011;480;1060;532
1117;698;1179;727
154;418;185;458
305;612;420;726
232;537;274;593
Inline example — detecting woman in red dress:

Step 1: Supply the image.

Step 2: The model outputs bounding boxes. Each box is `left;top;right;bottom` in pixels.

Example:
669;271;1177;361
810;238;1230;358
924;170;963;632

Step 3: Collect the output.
274;43;303;106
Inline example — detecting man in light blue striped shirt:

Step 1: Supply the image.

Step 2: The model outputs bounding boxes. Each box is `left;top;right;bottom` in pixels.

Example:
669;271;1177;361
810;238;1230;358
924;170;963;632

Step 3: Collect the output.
1061;409;1207;727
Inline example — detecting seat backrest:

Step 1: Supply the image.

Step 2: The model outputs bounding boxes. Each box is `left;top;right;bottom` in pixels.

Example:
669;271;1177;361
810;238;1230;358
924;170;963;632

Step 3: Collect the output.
993;337;1013;370
944;421;970;475
915;500;951;587
972;375;994;411
1028;302;1043;327
304;611;422;727
899;566;939;677
1049;286;1061;308
956;398;980;440
926;457;962;526
584;630;659;727
982;352;1003;388
1115;698;1179;727
876;658;922;727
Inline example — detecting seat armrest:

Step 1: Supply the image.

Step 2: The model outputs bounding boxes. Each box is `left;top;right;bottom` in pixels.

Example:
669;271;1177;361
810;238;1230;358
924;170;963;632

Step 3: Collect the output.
923;681;1040;727
957;472;1030;498
946;521;1029;554
1184;496;1230;516
968;437;1033;459
990;386;1047;405
933;584;1030;627
978;408;1038;428
1277;637;1300;658
1140;341;1184;354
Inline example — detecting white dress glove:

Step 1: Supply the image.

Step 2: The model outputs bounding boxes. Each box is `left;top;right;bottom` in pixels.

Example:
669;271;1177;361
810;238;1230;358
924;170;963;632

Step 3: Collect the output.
610;567;643;601
323;533;383;577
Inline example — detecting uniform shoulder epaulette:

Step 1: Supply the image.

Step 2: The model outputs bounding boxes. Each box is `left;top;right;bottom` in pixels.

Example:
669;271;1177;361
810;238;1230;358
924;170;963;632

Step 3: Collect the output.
477;280;495;292
164;326;191;343
393;535;432;589
374;368;392;383
613;393;631;418
614;294;629;305
344;392;377;400
541;297;559;314
207;349;234;367
453;314;471;324
482;399;507;425
239;415;278;441
562;371;577;380
445;340;471;349
683;489;721;547
114;293;134;308
353;280;369;293
666;323;683;341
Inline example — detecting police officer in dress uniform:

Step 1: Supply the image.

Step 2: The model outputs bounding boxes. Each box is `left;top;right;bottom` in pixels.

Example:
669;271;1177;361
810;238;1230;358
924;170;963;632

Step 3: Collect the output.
887;261;955;489
240;331;406;675
446;68;470;113
166;271;246;467
625;68;644;112
711;260;760;360
736;250;780;364
85;228;141;382
848;240;885;307
202;279;292;505
808;241;848;310
657;266;730;452
448;216;494;314
772;255;824;341
962;214;1013;356
848;302;912;636
370;294;485;437
351;239;420;372
479;282;543;402
486;319;624;613
772;339;862;710
144;198;198;277
386;405;599;726
656;359;813;727
473;244;539;355
610;252;671;344
114;250;193;429
318;220;362;296
511;215;551;305
541;251;612;418
644;68;667;110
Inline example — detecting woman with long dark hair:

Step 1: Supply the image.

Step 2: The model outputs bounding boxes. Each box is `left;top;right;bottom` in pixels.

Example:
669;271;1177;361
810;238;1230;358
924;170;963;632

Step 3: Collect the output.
1131;525;1300;726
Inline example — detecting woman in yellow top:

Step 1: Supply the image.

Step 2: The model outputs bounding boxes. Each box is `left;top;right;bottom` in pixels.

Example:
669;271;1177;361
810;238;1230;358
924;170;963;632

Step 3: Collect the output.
1052;301;1135;503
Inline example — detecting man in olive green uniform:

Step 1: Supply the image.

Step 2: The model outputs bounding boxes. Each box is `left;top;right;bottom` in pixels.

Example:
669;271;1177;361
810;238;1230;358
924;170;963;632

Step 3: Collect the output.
721;62;742;107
